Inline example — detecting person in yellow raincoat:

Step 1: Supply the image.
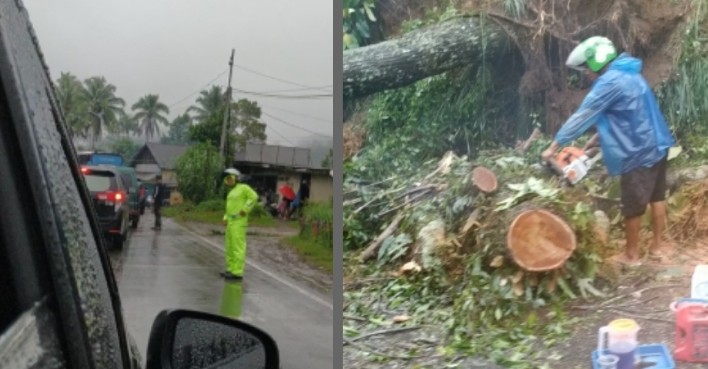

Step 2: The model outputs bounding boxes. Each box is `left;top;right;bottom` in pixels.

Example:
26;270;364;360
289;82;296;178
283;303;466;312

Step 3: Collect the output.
220;168;258;280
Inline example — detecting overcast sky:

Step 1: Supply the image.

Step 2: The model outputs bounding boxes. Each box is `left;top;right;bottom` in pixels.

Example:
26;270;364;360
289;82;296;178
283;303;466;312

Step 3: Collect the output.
23;0;333;150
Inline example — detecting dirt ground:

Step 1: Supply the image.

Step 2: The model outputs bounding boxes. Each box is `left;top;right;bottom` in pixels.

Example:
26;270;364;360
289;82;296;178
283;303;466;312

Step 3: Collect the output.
544;237;708;369
344;234;708;369
180;220;333;295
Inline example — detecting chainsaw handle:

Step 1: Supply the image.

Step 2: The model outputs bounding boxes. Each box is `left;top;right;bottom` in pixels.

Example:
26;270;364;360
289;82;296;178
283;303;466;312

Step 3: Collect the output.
543;158;565;176
585;147;600;158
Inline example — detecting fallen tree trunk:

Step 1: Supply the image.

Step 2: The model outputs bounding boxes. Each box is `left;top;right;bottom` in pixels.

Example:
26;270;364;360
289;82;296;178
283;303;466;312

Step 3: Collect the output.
344;16;511;99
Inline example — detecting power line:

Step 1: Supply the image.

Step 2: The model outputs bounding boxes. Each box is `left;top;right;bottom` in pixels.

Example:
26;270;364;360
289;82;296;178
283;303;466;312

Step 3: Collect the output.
232;91;332;123
233;63;331;92
265;124;295;146
168;69;228;109
258;104;331;124
261;111;331;139
259;85;333;94
233;88;331;99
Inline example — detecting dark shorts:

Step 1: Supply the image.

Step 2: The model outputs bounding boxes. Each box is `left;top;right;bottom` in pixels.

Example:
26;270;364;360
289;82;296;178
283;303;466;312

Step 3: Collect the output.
620;156;668;218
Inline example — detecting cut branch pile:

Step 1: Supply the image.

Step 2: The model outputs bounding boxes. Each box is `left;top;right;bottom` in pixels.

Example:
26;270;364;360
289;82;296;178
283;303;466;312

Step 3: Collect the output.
345;143;612;301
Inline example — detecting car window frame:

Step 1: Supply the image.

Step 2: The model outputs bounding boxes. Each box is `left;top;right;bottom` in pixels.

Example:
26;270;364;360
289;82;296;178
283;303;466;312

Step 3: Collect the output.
0;1;133;367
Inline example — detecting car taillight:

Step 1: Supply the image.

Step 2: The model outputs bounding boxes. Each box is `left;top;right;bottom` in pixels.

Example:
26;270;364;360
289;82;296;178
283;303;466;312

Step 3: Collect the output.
97;191;126;203
81;167;89;174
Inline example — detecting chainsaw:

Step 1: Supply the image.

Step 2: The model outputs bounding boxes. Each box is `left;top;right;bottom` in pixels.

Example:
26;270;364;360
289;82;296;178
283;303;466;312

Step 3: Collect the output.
545;146;602;185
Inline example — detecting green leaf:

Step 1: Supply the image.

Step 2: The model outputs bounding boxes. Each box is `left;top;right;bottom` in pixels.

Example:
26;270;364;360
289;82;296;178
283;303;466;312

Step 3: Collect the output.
556;277;577;299
363;4;377;21
668;146;683;160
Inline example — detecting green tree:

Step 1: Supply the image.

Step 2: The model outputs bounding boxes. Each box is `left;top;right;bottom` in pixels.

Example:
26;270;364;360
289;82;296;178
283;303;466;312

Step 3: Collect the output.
188;98;267;165
343;0;379;49
110;110;138;136
83;76;126;149
187;86;225;123
230;99;267;149
175;142;225;203
188;112;222;147
132;94;170;142
162;113;193;144
111;137;140;163
55;72;90;139
321;148;333;168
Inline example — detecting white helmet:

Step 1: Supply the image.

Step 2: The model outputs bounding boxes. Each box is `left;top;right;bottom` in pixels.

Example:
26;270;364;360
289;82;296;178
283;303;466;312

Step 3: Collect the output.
566;36;618;72
224;168;241;176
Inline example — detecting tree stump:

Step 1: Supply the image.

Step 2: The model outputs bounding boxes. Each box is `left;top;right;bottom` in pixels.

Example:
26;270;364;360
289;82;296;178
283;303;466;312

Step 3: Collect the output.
507;209;576;271
471;166;498;193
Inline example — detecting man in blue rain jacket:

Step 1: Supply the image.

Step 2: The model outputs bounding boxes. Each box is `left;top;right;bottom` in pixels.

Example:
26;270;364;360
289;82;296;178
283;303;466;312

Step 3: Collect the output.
541;36;675;267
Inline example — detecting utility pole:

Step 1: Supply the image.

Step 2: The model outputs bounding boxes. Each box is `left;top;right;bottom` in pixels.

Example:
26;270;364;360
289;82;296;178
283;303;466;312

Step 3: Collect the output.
219;49;235;162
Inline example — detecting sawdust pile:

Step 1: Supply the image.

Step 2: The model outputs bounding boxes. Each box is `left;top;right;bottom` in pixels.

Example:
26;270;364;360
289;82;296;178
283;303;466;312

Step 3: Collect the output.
344;123;366;161
669;180;708;242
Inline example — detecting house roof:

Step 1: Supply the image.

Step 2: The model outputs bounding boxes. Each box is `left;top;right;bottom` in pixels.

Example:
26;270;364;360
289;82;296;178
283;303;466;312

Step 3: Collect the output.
131;142;189;169
131;142;324;171
234;143;312;168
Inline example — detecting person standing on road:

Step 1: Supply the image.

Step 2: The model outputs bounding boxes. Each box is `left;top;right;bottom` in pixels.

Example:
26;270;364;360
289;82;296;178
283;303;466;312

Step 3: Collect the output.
541;36;675;267
221;168;258;280
152;175;168;230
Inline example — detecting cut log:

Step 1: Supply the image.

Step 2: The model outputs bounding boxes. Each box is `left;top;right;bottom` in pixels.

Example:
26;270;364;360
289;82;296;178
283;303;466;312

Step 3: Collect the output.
344;16;511;99
507;209;576;271
516;127;542;153
471;166;498;193
360;212;406;262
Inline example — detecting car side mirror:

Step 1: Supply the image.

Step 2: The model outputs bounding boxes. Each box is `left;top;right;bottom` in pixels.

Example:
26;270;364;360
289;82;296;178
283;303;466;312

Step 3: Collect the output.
145;309;280;369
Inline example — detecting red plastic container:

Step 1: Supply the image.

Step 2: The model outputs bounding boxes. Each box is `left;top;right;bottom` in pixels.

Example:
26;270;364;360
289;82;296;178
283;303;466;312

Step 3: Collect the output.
672;298;708;362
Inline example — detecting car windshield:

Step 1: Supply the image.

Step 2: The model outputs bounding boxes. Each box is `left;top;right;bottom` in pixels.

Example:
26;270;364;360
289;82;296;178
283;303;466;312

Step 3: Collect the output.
85;174;113;192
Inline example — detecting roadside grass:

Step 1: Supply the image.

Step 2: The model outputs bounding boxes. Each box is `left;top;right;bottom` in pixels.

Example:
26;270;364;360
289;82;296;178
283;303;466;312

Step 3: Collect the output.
281;235;333;273
162;201;276;227
281;201;333;273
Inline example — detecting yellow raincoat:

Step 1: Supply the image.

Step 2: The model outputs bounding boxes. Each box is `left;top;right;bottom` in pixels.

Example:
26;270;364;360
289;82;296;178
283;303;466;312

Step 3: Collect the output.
223;182;258;276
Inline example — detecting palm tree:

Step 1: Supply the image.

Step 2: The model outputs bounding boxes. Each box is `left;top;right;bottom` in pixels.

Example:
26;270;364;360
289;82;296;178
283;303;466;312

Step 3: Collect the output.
132;94;170;142
163;113;193;144
187;86;225;123
83;76;126;149
55;72;90;139
114;110;138;137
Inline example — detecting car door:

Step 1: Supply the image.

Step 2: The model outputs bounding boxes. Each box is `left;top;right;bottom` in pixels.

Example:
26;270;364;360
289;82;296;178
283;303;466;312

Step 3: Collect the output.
0;1;137;368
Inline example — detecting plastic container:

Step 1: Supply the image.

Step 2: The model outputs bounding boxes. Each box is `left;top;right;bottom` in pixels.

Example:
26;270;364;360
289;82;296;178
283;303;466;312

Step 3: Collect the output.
592;344;675;369
597;319;639;369
692;265;708;299
671;298;708;362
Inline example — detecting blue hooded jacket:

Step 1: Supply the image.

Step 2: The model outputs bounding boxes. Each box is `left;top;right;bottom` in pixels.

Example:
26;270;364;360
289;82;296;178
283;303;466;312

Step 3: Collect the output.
554;53;675;176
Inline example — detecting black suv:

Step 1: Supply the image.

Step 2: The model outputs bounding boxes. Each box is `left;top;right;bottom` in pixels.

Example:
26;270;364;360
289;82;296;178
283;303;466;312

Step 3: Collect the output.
0;1;280;368
81;165;130;249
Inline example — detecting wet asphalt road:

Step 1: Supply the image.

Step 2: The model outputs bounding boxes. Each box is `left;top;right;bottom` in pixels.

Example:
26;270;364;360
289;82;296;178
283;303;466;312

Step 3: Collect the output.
109;212;333;369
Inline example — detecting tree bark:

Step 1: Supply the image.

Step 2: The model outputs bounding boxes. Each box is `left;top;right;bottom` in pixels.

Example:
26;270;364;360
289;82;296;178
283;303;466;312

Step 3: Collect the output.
344;16;511;100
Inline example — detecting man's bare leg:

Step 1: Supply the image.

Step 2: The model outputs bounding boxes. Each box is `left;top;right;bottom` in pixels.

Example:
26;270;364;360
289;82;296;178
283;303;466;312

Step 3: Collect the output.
612;216;642;265
649;201;671;256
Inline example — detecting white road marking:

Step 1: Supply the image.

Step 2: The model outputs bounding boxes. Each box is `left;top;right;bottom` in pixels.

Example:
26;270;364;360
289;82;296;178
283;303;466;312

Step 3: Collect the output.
178;223;334;310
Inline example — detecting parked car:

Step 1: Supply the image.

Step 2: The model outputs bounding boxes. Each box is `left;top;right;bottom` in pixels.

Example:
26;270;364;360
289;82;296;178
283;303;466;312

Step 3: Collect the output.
116;166;144;228
0;1;280;368
81;165;131;249
77;150;125;166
